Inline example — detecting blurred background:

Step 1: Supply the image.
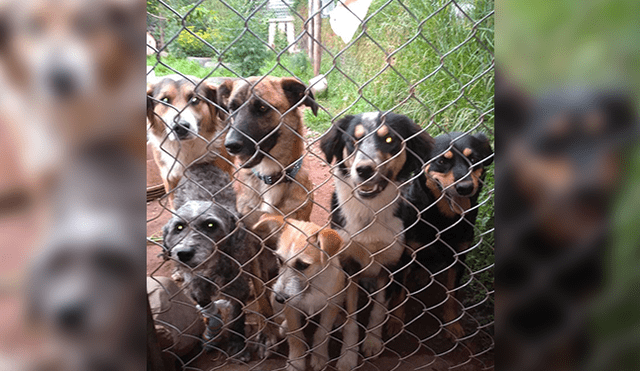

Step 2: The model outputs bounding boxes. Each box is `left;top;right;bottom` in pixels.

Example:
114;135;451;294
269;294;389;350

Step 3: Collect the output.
496;0;640;370
0;0;638;370
0;0;146;370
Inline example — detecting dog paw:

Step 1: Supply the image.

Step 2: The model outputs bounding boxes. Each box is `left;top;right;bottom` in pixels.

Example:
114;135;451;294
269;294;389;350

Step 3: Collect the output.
310;351;328;371
287;358;306;371
255;323;280;359
336;351;358;371
445;322;465;341
385;317;404;337
226;338;250;362
361;334;384;358
171;270;184;283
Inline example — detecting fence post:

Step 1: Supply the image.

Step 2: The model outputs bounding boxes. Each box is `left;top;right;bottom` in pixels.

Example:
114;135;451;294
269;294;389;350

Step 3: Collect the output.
313;0;322;75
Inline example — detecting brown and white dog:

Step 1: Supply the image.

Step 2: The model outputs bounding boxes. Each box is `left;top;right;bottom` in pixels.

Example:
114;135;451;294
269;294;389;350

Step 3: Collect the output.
320;112;433;369
218;76;318;226
253;215;347;371
147;76;234;204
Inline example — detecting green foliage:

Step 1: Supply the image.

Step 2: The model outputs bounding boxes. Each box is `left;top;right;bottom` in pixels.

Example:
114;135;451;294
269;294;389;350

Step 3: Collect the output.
175;27;216;57
273;30;289;53
151;0;270;75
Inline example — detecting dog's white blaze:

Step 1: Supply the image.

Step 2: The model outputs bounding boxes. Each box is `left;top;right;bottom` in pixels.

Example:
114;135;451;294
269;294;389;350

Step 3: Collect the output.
361;111;379;123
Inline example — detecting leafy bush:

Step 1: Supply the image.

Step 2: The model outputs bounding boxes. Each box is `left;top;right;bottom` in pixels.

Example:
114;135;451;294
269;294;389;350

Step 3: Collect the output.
175;27;216;58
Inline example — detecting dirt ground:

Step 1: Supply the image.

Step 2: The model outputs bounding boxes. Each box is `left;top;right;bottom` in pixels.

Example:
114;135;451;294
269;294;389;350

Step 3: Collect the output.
146;137;494;370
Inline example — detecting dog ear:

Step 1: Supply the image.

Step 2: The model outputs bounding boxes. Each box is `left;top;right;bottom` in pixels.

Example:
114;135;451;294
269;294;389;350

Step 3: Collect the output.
217;79;235;112
397;117;434;181
198;80;218;105
197;80;219;116
280;77;319;116
320;116;352;164
316;228;342;265
252;214;285;246
473;132;493;166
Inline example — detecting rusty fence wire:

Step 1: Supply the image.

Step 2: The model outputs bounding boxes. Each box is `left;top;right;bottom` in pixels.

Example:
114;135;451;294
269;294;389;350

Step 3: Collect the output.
146;0;494;370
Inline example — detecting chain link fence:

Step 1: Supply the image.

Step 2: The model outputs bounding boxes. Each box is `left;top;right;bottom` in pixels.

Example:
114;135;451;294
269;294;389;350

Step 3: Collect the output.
146;0;494;370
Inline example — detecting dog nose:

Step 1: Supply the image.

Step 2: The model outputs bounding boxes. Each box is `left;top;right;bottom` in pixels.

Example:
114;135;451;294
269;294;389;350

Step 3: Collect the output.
177;249;195;263
173;121;191;138
455;181;475;196
49;68;76;99
356;165;375;179
274;293;287;304
57;303;85;331
225;137;243;155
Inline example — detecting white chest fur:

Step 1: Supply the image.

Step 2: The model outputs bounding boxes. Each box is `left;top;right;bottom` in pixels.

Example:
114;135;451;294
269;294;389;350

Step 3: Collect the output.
334;179;405;276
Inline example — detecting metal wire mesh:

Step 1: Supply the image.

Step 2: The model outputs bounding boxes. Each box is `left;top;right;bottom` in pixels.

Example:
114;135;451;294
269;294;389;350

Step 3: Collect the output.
147;0;494;370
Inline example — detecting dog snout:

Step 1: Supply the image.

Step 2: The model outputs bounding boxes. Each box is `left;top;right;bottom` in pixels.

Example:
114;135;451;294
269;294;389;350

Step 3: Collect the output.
57;303;86;332
455;180;475;196
356;164;375;180
274;292;288;304
49;68;77;99
173;120;192;139
224;130;244;155
176;249;195;263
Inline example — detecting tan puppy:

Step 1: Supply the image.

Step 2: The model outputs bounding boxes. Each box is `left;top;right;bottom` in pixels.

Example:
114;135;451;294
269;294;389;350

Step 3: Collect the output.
218;76;318;226
253;215;348;371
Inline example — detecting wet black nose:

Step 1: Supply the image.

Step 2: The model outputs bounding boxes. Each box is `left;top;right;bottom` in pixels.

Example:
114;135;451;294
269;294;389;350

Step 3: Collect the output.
455;181;475;196
274;293;287;304
173;121;191;139
356;165;375;179
49;69;76;98
225;138;243;155
58;303;85;331
177;249;195;263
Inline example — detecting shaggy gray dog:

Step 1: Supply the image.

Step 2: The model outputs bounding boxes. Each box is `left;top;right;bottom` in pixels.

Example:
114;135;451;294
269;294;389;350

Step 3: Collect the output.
163;163;275;360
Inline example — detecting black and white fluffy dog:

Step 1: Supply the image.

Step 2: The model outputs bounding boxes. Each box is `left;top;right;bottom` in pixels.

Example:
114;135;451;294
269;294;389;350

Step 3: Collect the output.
162;163;278;360
320;112;433;369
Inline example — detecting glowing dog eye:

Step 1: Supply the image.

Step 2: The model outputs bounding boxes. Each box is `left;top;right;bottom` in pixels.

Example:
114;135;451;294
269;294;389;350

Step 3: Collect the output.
385;137;393;143
190;97;200;104
161;97;170;104
176;224;184;231
207;223;215;228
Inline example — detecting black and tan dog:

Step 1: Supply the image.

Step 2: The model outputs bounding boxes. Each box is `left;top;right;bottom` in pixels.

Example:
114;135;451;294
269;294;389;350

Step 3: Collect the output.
399;131;493;340
320;112;433;369
147;76;234;204
218;76;318;226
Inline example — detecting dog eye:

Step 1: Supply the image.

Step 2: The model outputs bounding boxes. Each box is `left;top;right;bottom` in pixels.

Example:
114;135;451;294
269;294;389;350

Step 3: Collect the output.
437;158;446;165
258;104;267;112
161;97;170;104
175;223;184;231
206;221;216;229
385;136;393;144
190;97;200;105
294;260;310;271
